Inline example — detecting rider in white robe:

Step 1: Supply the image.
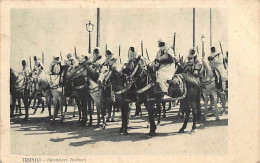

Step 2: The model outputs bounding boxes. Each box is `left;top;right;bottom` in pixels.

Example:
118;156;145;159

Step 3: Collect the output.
151;39;175;98
208;46;228;94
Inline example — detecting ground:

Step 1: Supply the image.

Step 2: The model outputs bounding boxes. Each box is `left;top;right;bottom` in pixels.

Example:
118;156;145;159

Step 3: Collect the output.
10;102;228;155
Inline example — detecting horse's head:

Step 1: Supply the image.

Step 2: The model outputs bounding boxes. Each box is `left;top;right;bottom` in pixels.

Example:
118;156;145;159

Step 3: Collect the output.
97;65;111;85
66;63;87;80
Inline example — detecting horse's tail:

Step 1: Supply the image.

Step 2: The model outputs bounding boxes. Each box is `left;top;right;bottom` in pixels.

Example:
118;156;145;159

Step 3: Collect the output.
196;82;201;120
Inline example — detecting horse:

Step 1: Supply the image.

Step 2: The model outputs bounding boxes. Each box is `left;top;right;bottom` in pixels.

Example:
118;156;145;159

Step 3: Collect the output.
98;60;135;135
10;68;30;121
200;59;227;120
66;60;107;128
31;65;65;124
128;56;201;134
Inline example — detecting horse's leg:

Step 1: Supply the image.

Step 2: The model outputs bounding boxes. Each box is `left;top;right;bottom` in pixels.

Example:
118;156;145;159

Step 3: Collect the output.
10;96;16;117
168;101;172;110
203;93;208;121
220;93;227;114
75;98;81;122
213;92;220;120
40;97;45;113
72;98;77;117
18;98;22;115
121;104;128;135
162;102;166;118
87;99;92;126
179;104;190;133
105;100;111;122
51;96;59;124
22;97;29;121
191;102;197;134
100;101;107;129
111;101;116;121
59;94;64;123
46;94;52;122
157;101;161;124
146;102;156;136
63;98;68;115
209;94;214;110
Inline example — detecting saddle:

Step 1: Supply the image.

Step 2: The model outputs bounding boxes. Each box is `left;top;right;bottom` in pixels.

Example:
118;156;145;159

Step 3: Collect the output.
212;69;222;90
167;74;185;98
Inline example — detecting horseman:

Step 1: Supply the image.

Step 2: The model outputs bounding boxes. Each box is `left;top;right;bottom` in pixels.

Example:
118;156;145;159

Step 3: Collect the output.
49;56;62;75
208;46;228;94
66;53;79;71
103;50;117;68
21;60;31;90
183;48;202;78
33;56;45;73
151;39;175;99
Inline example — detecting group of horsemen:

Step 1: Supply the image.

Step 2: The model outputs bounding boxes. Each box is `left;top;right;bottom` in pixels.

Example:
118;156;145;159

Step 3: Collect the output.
20;39;228;111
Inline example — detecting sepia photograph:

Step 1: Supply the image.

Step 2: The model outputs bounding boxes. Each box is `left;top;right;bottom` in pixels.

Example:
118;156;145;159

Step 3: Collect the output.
9;7;228;155
1;1;259;163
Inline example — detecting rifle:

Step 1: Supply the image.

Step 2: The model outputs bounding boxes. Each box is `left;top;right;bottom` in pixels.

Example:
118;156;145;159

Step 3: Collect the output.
60;52;63;61
141;41;144;57
74;47;78;59
145;48;150;61
29;56;32;71
219;41;227;69
201;35;205;58
42;52;44;64
173;32;176;56
119;45;122;64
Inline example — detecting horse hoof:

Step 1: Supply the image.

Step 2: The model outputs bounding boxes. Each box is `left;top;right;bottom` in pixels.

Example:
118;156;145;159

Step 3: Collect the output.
40;111;43;114
119;128;123;133
123;131;128;135
189;130;195;134
23;118;28;122
148;132;156;137
106;119;110;122
216;118;220;121
163;114;166;118
111;118;115;122
147;124;150;128
33;112;36;115
88;122;93;127
178;129;184;133
102;124;106;129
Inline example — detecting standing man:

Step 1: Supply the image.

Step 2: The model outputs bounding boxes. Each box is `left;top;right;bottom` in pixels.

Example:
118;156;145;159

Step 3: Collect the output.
208;46;228;94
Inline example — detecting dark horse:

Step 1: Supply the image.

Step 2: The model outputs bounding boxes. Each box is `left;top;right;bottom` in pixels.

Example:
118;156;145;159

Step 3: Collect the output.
10;68;30;121
126;57;201;134
67;60;107;128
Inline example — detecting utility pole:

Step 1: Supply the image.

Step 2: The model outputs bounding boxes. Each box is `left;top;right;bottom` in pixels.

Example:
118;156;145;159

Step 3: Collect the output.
210;8;212;47
96;8;100;47
193;8;196;48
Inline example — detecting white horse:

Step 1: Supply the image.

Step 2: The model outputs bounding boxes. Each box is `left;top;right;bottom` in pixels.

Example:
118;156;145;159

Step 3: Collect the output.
66;61;107;128
200;59;227;121
32;65;64;124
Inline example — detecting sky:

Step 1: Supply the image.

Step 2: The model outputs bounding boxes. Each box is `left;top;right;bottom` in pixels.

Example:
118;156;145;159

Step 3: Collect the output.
10;8;227;71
